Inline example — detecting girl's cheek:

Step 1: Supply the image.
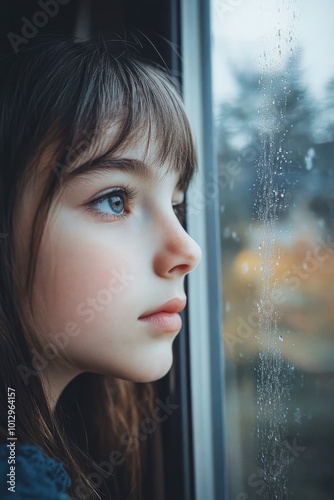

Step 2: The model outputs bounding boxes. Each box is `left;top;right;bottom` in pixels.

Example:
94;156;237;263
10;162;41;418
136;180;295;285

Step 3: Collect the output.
32;220;137;341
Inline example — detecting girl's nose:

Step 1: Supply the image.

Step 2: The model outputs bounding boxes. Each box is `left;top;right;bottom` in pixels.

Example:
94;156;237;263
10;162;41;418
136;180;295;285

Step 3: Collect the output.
153;215;202;278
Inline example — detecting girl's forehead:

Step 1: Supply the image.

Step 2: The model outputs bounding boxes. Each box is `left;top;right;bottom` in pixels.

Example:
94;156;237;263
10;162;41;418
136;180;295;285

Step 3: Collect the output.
64;124;181;185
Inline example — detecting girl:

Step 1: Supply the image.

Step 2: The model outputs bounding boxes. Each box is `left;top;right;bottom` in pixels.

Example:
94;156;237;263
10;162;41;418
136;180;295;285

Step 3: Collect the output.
0;36;201;499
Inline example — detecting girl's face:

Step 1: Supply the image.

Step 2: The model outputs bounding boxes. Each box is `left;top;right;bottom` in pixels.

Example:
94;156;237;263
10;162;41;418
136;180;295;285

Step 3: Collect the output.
17;130;202;395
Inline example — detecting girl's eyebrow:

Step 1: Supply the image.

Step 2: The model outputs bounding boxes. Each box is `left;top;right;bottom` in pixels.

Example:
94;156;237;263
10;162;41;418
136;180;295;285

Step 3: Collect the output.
65;157;152;182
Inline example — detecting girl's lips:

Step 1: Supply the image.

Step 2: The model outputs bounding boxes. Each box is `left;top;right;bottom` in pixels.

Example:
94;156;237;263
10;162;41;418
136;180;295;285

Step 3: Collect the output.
138;297;186;332
139;311;182;332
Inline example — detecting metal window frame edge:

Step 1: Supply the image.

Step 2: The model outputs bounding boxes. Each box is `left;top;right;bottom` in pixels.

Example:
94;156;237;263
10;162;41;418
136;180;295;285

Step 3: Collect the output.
181;0;227;499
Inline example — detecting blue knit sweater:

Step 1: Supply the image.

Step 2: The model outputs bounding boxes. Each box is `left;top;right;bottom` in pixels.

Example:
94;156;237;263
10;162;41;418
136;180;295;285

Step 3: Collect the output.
0;442;71;499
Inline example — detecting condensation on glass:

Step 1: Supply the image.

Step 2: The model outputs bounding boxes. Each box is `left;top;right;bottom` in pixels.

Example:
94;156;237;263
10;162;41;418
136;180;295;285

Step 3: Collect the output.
211;0;334;498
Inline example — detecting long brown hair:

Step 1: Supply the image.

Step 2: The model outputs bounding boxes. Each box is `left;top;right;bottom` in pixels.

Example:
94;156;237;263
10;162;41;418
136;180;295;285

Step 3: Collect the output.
0;35;196;499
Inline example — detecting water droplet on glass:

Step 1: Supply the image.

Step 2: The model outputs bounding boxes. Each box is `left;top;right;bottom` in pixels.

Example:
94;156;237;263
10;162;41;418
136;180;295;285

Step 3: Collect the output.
242;262;249;273
223;227;231;238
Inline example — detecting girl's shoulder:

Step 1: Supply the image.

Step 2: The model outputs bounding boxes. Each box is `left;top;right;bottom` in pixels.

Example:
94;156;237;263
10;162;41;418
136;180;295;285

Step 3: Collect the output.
0;441;71;499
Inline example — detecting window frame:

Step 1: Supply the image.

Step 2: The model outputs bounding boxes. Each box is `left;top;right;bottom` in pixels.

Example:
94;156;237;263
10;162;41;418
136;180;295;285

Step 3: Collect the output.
181;0;227;499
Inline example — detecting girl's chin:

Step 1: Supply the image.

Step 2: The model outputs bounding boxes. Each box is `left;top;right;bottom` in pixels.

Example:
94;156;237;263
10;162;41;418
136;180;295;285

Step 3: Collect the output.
109;359;174;383
75;348;175;382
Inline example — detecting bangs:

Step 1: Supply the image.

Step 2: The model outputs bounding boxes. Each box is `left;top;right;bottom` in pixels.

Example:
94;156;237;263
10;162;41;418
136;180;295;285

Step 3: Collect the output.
32;40;197;192
117;60;197;191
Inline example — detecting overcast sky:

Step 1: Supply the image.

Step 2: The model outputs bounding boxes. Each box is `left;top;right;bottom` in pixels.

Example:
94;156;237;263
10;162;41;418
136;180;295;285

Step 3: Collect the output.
211;0;334;104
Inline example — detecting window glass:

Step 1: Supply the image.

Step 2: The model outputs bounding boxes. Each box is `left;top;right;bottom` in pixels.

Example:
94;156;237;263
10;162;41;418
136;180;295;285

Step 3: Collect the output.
211;1;334;498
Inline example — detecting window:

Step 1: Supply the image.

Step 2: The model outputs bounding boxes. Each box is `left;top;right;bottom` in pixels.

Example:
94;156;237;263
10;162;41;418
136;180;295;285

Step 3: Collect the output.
185;0;334;498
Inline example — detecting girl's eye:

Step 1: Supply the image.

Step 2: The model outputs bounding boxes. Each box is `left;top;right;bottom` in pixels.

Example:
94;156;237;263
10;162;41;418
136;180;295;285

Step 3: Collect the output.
103;193;124;214
91;190;126;217
85;186;137;221
173;201;186;224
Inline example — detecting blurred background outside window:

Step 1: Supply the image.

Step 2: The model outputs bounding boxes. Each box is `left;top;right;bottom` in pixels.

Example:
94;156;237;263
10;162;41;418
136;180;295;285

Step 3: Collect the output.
211;1;334;498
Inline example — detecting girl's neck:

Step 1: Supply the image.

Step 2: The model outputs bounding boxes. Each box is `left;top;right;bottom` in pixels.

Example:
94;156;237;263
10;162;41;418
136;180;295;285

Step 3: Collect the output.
41;363;82;411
